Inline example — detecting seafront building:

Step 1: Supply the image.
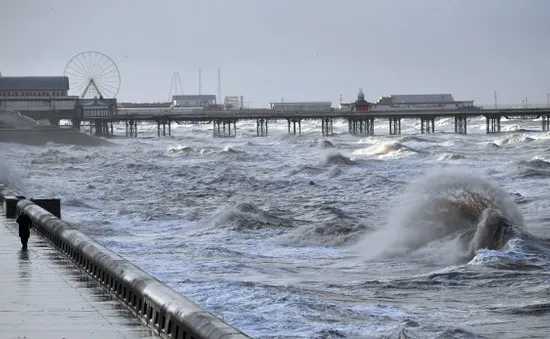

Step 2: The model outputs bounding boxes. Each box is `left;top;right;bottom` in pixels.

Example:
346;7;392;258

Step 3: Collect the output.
374;93;475;109
339;89;475;111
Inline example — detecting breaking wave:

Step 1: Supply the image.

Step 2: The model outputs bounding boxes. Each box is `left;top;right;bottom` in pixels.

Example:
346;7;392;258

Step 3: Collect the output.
210;202;291;230
434;152;465;161
352;169;535;265
322;153;355;166
513;157;550;178
353;142;419;157
309;139;335;148
279;220;370;247
168;145;193;152
398;136;431;143
493;134;535;146
220;145;243;153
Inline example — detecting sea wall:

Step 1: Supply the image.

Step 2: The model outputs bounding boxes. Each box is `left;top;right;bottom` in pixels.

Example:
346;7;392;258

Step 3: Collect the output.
0;128;110;146
0;186;249;339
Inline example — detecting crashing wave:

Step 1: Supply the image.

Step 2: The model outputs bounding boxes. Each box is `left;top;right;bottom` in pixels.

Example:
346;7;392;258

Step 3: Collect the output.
279;220;370;247
354;142;418;157
211;202;291;230
513;157;550;178
322;153;355;166
435;152;465;161
352;169;540;264
168;145;193;152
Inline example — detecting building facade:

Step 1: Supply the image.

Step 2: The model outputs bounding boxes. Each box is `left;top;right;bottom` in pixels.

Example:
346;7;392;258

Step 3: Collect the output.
172;95;217;107
373;94;475;109
0;76;69;97
269;101;332;111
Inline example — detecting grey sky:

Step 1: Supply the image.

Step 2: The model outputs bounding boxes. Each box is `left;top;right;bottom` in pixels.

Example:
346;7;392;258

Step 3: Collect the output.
1;0;549;106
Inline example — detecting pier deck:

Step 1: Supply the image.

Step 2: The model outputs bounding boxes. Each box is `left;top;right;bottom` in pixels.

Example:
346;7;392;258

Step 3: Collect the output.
0;208;161;339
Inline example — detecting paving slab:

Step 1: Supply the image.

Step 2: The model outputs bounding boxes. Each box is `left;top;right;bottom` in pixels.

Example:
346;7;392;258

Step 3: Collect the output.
0;209;162;339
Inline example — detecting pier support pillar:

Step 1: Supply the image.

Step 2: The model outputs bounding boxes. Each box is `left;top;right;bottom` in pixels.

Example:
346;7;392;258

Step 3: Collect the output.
213;119;237;137
72;119;81;130
157;120;170;137
542;115;550;132
420;117;435;134
486;115;501;133
102;122;110;137
157;120;172;138
94;120;102;137
455;116;467;134
127;120;137;138
321;118;333;136
256;118;268;137
389;117;401;135
287;118;302;136
168;121;171;136
348;118;375;135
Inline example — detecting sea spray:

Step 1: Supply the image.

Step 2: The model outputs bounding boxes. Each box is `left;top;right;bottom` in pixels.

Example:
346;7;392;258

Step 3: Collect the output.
352;168;525;263
0;147;28;194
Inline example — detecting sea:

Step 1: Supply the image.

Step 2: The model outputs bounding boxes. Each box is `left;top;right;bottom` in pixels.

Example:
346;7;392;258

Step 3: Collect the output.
2;116;550;339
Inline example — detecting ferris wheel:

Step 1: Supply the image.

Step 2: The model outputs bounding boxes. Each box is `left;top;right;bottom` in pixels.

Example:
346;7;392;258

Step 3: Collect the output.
64;51;121;99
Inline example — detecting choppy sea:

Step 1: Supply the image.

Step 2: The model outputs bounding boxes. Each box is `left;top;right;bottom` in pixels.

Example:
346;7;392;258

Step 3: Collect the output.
2;116;550;338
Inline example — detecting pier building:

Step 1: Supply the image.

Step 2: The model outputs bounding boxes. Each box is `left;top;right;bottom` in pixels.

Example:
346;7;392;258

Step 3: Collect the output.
0;76;77;125
0;76;69;97
353;89;371;111
172;94;217;108
372;93;475;110
269;101;333;112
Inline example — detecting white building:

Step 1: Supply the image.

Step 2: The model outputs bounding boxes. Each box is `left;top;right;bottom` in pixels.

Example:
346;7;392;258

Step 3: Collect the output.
172;95;216;107
269;101;332;112
224;96;244;110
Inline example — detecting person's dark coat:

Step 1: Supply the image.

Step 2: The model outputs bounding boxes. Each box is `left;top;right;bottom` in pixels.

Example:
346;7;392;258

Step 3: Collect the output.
16;214;32;238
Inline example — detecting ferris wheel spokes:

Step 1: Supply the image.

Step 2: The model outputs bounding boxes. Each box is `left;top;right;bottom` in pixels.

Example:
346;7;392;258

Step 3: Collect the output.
64;51;121;99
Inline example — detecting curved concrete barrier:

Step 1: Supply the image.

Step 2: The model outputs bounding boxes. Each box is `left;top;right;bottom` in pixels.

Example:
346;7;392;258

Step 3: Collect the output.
13;198;250;339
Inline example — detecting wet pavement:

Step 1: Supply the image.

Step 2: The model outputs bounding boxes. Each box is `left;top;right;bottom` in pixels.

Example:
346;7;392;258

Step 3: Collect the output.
0;210;162;339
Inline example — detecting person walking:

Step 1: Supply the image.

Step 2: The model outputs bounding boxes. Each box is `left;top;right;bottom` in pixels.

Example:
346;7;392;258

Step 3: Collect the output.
16;213;32;250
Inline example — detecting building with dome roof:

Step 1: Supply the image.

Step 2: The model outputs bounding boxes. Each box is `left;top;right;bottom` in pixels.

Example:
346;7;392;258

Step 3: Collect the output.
338;88;372;111
353;88;371;111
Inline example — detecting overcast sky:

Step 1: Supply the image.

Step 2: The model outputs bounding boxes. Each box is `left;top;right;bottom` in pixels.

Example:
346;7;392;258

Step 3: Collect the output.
1;0;549;106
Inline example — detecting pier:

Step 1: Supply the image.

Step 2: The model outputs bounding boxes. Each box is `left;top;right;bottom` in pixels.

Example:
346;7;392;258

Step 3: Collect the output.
101;107;550;138
3;93;550;139
0;185;250;339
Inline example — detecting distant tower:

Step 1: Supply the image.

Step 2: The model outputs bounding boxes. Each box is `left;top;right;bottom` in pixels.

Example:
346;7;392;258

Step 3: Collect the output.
168;72;183;102
354;88;370;111
217;67;221;104
357;88;365;101
199;68;202;95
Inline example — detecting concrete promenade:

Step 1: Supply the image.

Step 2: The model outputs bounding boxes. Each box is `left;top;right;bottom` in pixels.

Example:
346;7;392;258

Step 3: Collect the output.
0;207;161;339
